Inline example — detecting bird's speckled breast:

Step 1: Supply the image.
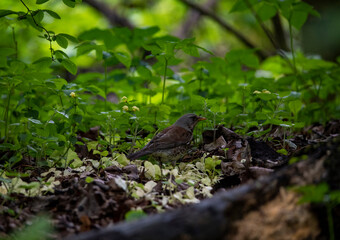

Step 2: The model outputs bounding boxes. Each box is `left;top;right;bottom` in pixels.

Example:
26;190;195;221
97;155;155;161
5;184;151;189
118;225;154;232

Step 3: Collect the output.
151;145;189;162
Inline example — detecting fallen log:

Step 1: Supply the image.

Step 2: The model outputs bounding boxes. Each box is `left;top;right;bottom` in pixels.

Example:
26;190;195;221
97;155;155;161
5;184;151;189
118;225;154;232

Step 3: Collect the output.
69;137;340;240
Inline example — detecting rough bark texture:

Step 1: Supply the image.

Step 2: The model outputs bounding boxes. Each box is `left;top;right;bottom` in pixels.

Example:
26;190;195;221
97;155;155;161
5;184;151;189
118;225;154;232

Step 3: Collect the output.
68;137;339;240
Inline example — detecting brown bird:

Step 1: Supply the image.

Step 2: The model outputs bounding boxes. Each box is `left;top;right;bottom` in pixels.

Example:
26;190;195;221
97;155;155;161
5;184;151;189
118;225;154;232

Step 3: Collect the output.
127;113;206;164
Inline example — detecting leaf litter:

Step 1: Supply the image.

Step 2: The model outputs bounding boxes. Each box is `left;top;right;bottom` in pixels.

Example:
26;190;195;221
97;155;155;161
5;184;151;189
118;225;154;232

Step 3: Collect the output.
0;120;339;239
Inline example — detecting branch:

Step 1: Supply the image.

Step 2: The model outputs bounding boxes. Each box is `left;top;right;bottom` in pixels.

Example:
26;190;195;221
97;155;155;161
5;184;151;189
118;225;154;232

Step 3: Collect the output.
83;0;134;29
175;0;219;39
20;0;54;60
271;14;288;51
179;0;267;59
243;0;295;71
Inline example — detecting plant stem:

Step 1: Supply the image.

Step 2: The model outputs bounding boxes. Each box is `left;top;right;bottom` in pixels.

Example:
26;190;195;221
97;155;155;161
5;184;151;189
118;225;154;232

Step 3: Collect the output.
104;63;108;111
19;0;54;60
11;27;18;59
213;113;216;142
317;76;323;98
132;121;139;149
58;92;64;107
4;85;14;143
199;67;203;92
288;19;296;73
242;87;246;114
161;58;168;104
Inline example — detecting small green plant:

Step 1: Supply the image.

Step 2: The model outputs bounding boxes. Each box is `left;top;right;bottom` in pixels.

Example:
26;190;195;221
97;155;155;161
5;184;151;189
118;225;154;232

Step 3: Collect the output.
204;156;221;181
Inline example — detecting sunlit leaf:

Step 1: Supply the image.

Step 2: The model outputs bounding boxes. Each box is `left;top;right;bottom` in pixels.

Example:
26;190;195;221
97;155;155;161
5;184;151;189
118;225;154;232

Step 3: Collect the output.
43;9;60;19
62;0;76;8
36;0;50;4
56;34;68;48
114;52;131;68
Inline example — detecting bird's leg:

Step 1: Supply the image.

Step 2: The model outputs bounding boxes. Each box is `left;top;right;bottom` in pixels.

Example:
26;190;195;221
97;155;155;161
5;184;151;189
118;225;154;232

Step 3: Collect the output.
158;159;164;179
171;160;176;168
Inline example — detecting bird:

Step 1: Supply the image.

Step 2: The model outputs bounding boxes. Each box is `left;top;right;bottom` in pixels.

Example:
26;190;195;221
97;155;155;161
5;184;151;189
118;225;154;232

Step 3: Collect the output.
127;113;206;165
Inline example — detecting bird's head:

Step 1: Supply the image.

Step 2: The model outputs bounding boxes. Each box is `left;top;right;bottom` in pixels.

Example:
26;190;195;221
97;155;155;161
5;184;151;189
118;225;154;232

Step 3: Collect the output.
174;113;206;132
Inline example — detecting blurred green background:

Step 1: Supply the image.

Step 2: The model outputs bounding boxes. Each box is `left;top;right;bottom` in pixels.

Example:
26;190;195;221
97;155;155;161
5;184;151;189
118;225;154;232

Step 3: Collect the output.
2;0;339;66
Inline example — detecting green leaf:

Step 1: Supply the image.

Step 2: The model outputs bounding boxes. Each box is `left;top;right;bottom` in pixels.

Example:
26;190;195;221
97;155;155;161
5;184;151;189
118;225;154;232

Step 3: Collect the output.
85;176;94;183
158;40;177;57
276;148;288;155
0;47;16;67
288;100;302;116
61;58;77;75
279;1;319;30
114;52;131;68
257;2;277;21
137;66;152;79
54;50;69;59
79;28;118;49
71;113;82;123
62;0;76;8
6;171;30;177
0;47;16;56
86;85;106;98
36;0;50;4
28;118;42;124
225;49;259;68
205;157;221;171
116;153;129;166
58;33;78;43
43;9;60;19
0;177;11;183
295;183;329;204
56;34;68;48
290;11;308;30
134;26;159;38
125;209;147;222
10;216;52;240
33;57;52;69
19;182;40;190
182;43;200;57
33;10;44;23
76;42;98;56
0;10;18;18
143;43;162;55
282;91;301;101
230;0;257;13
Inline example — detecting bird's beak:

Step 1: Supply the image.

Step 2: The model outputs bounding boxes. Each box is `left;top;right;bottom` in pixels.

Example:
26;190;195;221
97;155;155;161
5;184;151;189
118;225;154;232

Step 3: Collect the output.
198;116;207;121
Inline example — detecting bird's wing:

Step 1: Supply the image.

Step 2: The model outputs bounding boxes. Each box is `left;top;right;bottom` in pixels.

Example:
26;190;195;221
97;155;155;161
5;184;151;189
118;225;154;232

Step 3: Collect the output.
127;126;192;160
145;126;192;151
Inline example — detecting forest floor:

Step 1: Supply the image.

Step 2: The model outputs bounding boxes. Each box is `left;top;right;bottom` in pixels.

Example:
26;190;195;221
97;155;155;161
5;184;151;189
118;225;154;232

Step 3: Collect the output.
0;120;339;239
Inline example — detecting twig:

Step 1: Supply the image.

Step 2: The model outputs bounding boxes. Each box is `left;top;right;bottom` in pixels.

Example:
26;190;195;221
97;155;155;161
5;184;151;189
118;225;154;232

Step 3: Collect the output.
19;0;54;60
272;14;288;51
